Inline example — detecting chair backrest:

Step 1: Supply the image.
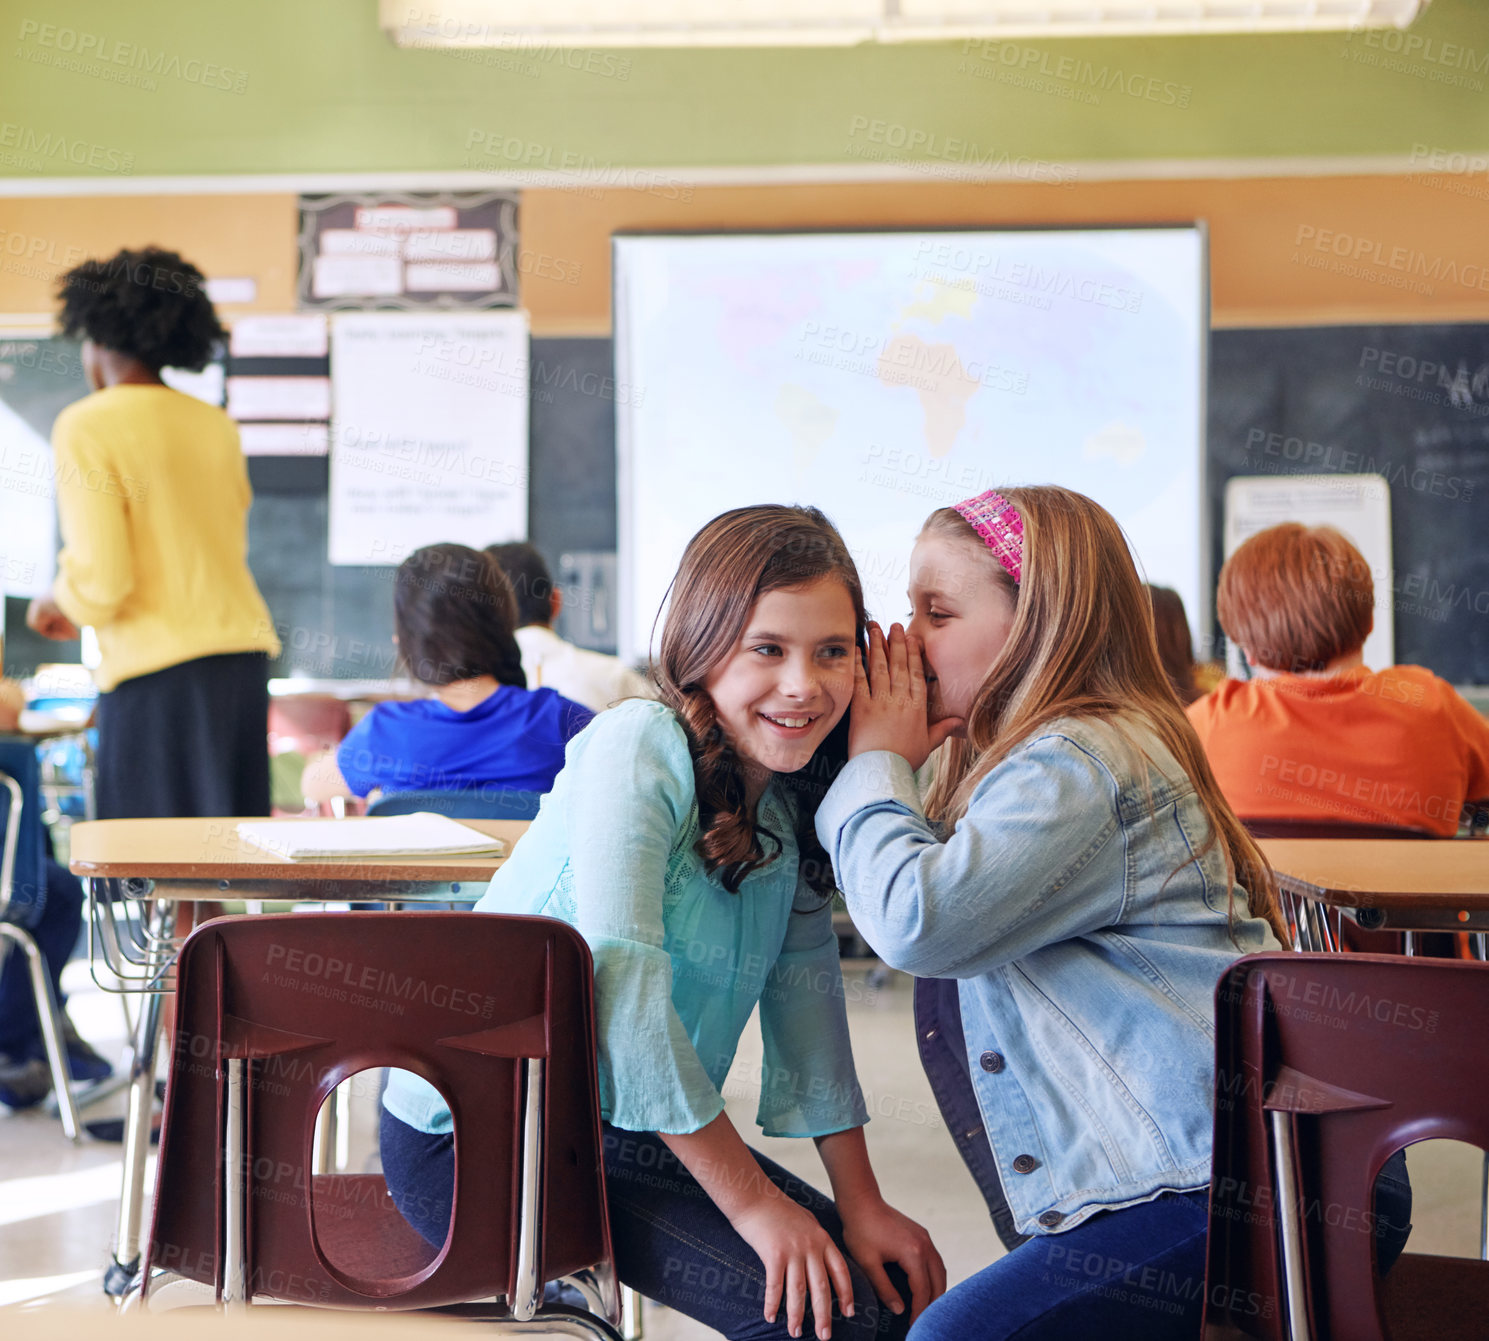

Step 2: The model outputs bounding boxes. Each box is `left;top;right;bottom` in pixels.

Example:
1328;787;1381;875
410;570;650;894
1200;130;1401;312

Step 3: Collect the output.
1205;952;1489;1340
0;739;48;930
1242;818;1435;841
368;788;542;822
267;697;353;755
143;912;612;1309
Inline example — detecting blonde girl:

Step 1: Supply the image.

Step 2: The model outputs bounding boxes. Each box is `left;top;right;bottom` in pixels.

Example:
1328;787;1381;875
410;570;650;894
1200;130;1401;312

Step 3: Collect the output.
816;486;1286;1340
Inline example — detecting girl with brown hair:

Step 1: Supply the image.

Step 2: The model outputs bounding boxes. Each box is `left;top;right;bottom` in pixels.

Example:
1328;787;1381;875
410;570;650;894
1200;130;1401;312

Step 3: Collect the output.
301;543;592;804
815;486;1286;1339
381;506;943;1340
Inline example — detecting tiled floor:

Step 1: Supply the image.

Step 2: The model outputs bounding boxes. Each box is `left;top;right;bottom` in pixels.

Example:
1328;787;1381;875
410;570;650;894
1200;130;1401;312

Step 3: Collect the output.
2;957;1484;1336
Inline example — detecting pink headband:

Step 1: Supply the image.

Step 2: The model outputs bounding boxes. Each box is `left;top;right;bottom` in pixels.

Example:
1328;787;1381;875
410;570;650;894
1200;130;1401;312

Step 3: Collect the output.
953;490;1024;583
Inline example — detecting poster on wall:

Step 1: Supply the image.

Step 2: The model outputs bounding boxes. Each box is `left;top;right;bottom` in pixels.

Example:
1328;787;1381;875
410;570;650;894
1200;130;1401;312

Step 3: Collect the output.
298;192;518;310
328;311;529;566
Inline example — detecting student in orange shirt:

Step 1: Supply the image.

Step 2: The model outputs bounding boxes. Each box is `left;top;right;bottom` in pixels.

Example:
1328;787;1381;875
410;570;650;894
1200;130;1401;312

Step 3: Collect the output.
1188;523;1489;836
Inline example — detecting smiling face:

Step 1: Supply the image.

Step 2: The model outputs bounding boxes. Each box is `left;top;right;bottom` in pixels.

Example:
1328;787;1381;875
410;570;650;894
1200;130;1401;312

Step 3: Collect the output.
907;533;1017;725
702;577;858;800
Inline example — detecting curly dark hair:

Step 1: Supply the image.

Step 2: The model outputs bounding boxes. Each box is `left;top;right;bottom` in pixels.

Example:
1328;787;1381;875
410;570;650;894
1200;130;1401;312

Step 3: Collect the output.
56;247;225;372
655;505;866;896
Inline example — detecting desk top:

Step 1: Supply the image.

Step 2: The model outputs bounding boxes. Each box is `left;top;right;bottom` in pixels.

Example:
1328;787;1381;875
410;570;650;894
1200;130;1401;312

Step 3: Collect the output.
1259;837;1489;909
69;817;525;884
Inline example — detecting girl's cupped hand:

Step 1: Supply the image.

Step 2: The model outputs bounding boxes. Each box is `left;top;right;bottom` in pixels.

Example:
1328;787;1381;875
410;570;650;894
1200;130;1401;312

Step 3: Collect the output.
848;621;965;771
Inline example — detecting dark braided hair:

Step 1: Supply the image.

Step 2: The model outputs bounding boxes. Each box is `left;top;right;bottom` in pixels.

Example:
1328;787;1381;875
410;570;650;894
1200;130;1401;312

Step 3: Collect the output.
56;246;224;372
653;506;865;895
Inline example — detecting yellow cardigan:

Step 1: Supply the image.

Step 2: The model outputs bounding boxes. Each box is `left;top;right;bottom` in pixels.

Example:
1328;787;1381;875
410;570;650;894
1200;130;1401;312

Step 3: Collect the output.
51;385;281;692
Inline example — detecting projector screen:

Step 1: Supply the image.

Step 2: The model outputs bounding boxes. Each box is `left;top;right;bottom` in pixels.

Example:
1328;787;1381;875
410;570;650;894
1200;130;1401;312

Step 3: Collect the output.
614;227;1207;663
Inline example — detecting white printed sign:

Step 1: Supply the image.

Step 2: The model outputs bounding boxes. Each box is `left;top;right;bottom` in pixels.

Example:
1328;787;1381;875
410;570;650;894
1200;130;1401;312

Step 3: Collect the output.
328;311;529;566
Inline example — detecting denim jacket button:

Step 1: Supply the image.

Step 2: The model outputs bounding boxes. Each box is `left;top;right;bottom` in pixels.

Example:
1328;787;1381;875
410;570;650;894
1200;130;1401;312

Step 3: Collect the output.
1038;1211;1064;1228
979;1051;1004;1073
1012;1154;1040;1174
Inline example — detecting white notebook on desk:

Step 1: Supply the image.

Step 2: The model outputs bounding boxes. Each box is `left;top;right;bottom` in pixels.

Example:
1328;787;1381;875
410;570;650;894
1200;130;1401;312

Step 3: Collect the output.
235;814;507;861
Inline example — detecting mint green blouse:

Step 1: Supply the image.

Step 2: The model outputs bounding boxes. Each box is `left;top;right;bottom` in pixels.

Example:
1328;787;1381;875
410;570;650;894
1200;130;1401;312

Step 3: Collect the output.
382;699;869;1138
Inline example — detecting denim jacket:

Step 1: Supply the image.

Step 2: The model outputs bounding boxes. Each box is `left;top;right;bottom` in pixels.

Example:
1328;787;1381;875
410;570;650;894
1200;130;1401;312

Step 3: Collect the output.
816;714;1278;1242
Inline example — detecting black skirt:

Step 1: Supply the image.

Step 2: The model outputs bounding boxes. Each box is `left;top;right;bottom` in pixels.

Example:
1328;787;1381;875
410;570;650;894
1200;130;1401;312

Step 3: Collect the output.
94;651;272;819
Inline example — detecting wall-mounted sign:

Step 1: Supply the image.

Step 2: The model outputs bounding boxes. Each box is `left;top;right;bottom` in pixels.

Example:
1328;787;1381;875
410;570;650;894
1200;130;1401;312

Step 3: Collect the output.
297;191;518;311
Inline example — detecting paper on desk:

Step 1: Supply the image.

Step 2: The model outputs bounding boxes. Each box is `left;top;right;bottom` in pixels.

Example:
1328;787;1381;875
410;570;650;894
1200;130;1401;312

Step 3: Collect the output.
235;814;506;861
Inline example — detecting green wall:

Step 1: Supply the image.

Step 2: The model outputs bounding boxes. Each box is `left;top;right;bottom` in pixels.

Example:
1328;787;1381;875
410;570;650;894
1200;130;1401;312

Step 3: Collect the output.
1;0;1487;178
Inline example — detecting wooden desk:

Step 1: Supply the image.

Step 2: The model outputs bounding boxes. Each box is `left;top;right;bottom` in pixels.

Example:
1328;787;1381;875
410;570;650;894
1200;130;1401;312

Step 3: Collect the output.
1258;837;1489;934
71;816;524;902
68;815;526;1298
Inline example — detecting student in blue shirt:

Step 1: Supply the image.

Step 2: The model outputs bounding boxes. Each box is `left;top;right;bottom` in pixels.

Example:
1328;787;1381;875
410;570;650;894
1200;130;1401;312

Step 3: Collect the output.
815;488;1290;1341
302;544;592;805
382;506;944;1341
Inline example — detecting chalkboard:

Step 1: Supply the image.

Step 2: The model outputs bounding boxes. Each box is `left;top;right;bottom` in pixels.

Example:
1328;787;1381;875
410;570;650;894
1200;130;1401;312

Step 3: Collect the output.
246;335;620;676
0;336;85;676
0;334;623;680
8;326;1487;685
528;338;617;552
1208;324;1489;685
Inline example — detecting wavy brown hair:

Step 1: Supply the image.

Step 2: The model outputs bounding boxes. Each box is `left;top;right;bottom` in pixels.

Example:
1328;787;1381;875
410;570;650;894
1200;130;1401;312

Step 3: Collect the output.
920;488;1287;945
653;506;866;895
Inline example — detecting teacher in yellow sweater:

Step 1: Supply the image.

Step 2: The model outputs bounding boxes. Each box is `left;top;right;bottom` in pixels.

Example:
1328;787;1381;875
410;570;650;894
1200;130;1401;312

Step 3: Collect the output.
27;247;281;819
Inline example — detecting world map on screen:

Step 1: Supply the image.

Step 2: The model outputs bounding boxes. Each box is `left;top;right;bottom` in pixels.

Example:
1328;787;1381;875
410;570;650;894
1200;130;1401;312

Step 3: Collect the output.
615;230;1205;660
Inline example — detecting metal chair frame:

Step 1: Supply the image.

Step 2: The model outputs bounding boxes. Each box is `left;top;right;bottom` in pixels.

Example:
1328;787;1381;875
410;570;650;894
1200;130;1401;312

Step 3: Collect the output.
0;767;82;1140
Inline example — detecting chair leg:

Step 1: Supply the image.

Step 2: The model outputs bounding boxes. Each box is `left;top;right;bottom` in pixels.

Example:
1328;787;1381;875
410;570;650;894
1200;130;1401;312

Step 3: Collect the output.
120;1270;216;1313
107;902;173;1296
511;1057;546;1322
621;1286;644;1339
0;922;80;1141
1269;1110;1314;1341
1480;1151;1489;1263
452;1308;626;1339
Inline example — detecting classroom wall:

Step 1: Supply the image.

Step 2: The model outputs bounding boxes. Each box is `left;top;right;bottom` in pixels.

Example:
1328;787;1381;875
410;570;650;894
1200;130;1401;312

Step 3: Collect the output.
5;2;1486;333
1;0;1487;178
520;173;1489;334
4;1;1487;682
4;171;1489;334
0;195;297;323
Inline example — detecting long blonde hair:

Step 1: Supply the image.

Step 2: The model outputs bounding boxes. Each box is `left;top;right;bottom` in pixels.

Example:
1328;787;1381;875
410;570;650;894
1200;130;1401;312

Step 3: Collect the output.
921;487;1287;945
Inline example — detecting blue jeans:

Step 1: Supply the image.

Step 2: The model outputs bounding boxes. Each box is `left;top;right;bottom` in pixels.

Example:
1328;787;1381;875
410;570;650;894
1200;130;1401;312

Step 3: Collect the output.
380;1109;912;1340
909;1165;1413;1341
0;858;83;1061
910;1191;1212;1341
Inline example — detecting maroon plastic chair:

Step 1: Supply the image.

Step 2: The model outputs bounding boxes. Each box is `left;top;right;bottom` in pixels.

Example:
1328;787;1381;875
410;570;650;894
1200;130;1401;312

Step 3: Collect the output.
1204;952;1489;1340
267;697;353;756
130;911;622;1336
1241;820;1435;842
